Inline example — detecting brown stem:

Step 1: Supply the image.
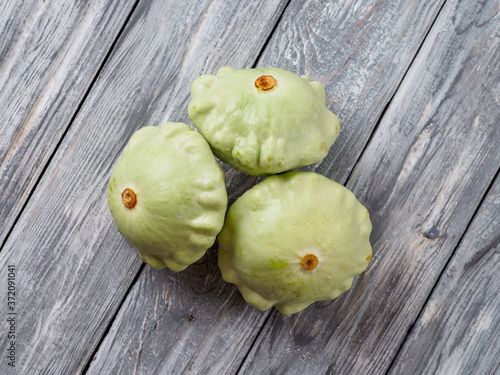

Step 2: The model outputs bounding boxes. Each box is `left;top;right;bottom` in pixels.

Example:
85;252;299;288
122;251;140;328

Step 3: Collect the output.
300;254;318;271
255;75;276;91
122;188;137;209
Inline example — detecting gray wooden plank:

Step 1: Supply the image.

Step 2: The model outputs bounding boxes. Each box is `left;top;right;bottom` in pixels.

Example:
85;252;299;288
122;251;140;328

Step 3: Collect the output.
87;0;448;374
267;0;448;183
87;249;267;375
389;173;500;375
240;0;500;374
0;0;288;374
0;0;136;247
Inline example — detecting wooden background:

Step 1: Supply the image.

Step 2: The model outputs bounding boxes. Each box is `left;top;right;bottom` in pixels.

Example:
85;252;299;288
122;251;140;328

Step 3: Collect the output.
0;0;499;374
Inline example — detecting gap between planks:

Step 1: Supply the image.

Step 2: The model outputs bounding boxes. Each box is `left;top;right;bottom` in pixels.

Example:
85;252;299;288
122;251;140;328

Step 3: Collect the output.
231;1;294;374
79;0;293;373
235;0;450;372
82;263;146;374
343;0;448;187
385;163;500;375
0;0;142;254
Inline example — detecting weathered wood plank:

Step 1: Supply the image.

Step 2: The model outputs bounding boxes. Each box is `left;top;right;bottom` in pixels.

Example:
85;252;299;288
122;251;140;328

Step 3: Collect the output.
389;174;500;375
85;0;293;371
87;0;449;373
0;0;136;247
264;0;448;183
87;249;267;375
240;0;500;374
0;0;288;374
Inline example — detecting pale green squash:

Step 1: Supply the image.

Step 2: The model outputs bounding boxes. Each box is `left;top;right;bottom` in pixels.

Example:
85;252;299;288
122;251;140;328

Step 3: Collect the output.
188;67;340;176
218;172;372;314
107;122;227;271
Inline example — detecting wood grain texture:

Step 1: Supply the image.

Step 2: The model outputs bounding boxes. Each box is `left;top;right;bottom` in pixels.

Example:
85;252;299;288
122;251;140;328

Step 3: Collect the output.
259;0;446;182
0;0;136;247
389;174;500;375
87;249;268;375
86;0;290;372
240;0;500;373
0;0;287;374
87;0;449;374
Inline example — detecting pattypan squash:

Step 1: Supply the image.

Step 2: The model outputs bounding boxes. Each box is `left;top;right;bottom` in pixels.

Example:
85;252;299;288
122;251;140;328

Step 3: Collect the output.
108;122;227;271
188;67;340;176
218;171;372;314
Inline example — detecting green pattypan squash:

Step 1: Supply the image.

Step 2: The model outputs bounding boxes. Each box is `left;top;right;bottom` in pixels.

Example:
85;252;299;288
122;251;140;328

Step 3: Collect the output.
107;122;228;271
188;67;340;176
218;171;372;314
